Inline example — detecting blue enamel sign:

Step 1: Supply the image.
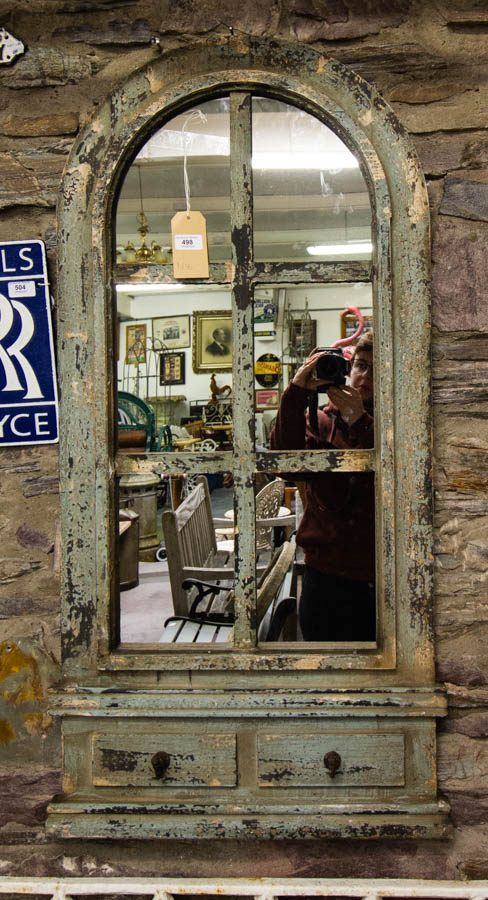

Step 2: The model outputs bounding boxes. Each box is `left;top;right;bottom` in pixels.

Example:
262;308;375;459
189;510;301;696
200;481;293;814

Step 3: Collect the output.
0;240;58;446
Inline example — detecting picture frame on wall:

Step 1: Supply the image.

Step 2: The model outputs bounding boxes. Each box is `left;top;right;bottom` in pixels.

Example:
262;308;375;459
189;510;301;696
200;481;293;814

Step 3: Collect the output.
288;317;316;358
341;312;373;340
125;323;146;364
255;389;280;409
193;310;232;373
152;315;191;349
159;352;186;386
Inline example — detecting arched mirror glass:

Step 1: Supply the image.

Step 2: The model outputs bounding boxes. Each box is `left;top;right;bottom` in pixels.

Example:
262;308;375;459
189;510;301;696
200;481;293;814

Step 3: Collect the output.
113;92;377;649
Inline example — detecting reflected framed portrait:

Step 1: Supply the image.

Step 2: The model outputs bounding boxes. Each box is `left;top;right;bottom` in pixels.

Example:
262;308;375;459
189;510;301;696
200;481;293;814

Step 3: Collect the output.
193;310;232;373
159;351;185;386
153;315;190;349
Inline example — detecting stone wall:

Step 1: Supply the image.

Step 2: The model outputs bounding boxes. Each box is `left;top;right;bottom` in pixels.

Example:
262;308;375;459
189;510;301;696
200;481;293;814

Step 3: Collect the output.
0;0;487;879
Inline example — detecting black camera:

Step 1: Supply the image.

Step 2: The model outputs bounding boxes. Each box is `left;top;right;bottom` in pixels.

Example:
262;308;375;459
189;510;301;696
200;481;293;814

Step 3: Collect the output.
314;347;351;388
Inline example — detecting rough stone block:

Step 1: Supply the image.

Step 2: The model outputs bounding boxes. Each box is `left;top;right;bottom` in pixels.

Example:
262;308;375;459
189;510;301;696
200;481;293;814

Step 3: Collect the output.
157;0;281;36
433;332;488;362
0;595;58;618
432;218;488;331
59;0;137;9
433;414;488;494
447;789;488;826
445;11;488;24
393;85;488;133
440;175;488;222
16;525;54;554
462;135;488;170
0;149;66;209
0;48;99;89
437;659;486;687
21;476;59;498
414;130;488;176
0;770;61;827
54;18;152;44
446;684;488;708
388;81;465;104
435;627;488;685
438;732;488;789
0;558;42;584
444;712;488;737
288;0;409;41
432;357;488;406
337;42;447;78
1;113;79;137
0;153;49;210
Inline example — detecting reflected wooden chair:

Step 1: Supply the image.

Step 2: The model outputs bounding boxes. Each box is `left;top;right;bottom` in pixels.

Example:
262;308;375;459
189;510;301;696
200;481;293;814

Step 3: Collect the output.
162;475;277;617
160;539;296;643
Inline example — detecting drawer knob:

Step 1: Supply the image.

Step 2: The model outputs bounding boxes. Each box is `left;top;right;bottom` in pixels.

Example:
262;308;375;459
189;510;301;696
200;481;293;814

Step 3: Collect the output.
151;750;171;779
323;750;341;778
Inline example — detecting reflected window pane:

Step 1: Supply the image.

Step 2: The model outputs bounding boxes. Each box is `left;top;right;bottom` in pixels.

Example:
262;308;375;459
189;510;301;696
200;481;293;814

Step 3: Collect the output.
255;474;376;645
253;283;374;447
118;472;235;645
116;97;231;264
252;97;372;263
116;284;233;436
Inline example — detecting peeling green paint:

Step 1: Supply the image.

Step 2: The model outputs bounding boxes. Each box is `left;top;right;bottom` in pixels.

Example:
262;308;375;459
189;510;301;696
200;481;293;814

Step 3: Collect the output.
51;35;445;840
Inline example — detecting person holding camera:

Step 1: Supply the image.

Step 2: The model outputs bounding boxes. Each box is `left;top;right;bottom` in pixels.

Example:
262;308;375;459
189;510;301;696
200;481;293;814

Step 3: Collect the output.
269;330;375;642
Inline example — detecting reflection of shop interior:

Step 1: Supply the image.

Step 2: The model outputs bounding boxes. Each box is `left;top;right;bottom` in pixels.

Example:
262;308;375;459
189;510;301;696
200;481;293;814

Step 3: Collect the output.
115;97;372;266
119;484;232;643
117;282;372;440
115;95;373;641
116;283;371;642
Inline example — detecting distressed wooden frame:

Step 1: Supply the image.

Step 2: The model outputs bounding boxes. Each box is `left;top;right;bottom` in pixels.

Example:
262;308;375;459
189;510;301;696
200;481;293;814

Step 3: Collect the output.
51;36;447;840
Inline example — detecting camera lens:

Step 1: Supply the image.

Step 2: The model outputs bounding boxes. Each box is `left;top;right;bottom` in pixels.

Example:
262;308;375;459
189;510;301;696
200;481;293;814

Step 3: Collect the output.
314;349;350;387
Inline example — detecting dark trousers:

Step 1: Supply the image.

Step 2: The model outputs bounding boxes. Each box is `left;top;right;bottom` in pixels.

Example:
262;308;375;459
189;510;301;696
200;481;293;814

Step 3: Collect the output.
299;565;376;642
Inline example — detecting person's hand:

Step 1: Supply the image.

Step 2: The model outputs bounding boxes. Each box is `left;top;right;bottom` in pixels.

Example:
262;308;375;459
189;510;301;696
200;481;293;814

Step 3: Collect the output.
291;349;335;391
327;385;365;425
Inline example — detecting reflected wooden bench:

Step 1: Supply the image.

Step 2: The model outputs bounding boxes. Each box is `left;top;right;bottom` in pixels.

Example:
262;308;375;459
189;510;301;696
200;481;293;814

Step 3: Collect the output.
160;540;296;644
162;475;276;618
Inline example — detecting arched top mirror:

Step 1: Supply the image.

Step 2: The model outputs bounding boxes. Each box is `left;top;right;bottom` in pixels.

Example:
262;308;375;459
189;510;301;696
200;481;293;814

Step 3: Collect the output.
57;35;430;676
113;89;378;651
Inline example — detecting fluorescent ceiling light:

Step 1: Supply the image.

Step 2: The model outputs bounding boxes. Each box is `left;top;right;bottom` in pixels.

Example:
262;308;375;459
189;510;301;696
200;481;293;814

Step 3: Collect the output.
116;283;187;293
307;241;373;255
136;138;358;170
252;151;358;170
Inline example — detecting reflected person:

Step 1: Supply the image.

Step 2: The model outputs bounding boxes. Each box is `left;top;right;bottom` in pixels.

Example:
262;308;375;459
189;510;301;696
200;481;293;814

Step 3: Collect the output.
206;327;231;357
270;331;375;642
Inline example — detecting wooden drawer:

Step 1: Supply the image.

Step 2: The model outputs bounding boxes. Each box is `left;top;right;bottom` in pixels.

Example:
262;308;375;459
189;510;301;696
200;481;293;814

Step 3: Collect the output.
258;732;405;788
92;732;237;788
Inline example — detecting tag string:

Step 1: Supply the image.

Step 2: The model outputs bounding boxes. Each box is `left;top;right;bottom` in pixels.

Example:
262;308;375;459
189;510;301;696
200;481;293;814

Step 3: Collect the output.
182;109;207;217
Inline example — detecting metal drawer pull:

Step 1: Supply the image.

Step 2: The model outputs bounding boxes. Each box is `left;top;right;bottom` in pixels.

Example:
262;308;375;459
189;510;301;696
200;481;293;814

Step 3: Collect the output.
323;750;341;778
151;750;171;779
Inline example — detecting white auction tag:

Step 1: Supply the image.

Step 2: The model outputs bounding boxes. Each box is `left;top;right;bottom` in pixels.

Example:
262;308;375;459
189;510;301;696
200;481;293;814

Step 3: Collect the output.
171;210;209;278
174;234;203;251
8;280;36;298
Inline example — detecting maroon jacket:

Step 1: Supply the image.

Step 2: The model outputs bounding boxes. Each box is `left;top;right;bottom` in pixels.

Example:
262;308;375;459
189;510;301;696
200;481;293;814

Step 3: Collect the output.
270;382;375;580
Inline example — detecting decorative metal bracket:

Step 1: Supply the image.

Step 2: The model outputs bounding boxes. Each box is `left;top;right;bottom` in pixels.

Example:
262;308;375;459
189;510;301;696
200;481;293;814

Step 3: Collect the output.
0;28;25;65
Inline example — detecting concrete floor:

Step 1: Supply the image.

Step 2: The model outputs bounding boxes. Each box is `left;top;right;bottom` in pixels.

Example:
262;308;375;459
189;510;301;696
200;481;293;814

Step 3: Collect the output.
120;559;172;643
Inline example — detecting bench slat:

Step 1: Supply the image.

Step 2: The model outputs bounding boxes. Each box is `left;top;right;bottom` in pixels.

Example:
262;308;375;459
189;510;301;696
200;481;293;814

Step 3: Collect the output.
196;624;219;642
214;625;234;643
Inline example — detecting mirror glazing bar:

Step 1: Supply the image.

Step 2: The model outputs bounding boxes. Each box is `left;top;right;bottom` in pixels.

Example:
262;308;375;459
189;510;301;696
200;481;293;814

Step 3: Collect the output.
230;92;256;648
